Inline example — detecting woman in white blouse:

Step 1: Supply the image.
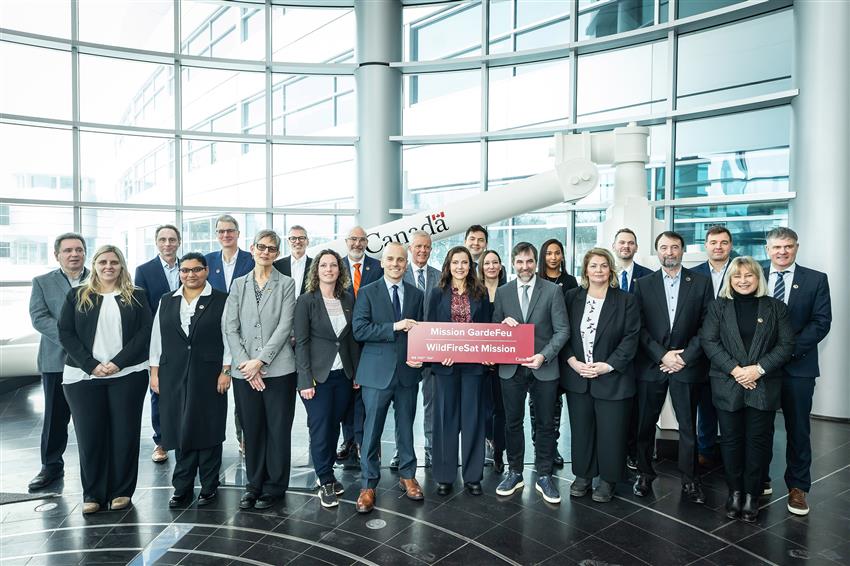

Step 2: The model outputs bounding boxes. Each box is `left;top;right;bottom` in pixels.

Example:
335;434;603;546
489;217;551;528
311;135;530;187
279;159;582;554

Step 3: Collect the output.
559;248;640;503
58;245;152;514
293;249;360;508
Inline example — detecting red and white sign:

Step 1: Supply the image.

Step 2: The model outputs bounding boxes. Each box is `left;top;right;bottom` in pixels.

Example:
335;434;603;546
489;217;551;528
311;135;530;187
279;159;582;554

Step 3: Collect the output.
407;322;535;364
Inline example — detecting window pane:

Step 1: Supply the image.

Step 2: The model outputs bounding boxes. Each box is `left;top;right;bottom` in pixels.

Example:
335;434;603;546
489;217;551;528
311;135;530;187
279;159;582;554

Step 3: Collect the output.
403;70;482;135
272;7;355;63
273;145;355;208
677;0;745;19
489;59;570;132
517;0;571;28
272;74;354;136
182;67;264;134
0;42;71;120
511;212;570;271
674;107;790;199
515;18;570;50
576;41;667;122
673;203;788;260
403;143;481;209
79;0;173;52
487;137;554;189
0;205;74;281
1;0;70;38
407;2;482;61
273;214;355;254
182;212;266;256
573;209;607;274
181;1;264;60
578;0;655;40
489;0;513;40
677;11;792;110
79;55;174;128
0;124;73;202
81;209;174;273
182;140;266;207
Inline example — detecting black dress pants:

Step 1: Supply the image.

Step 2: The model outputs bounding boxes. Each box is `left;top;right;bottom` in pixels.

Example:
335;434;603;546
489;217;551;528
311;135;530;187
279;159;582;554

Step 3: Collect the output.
501;369;558;476
566;391;630;484
484;368;506;455
40;372;71;475
432;368;486;484
63;371;147;504
340;387;365;448
302;370;353;485
173;445;223;495
233;373;297;496
529;390;563;443
716;406;774;497
764;377;816;492
636;379;700;482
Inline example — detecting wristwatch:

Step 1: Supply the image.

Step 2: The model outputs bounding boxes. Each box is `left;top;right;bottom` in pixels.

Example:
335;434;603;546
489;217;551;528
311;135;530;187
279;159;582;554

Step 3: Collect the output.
756;364;766;376
222;368;232;377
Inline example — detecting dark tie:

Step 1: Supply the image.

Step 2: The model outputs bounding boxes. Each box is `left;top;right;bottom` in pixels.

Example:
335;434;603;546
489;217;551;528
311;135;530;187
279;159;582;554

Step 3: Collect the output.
773;270;788;302
620;270;628;292
392;284;402;322
417;268;425;291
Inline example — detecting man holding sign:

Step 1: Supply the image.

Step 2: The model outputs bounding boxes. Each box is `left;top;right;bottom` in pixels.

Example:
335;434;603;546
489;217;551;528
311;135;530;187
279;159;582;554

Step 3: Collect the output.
492;242;569;504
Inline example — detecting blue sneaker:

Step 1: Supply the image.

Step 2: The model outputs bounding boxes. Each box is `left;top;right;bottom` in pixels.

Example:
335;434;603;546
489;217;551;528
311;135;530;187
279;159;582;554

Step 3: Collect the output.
535;475;561;504
496;471;525;496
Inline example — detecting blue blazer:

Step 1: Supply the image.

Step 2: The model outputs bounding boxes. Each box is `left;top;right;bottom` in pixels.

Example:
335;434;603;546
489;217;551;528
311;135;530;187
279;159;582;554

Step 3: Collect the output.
205;249;254;293
343;255;383;292
761;262;832;378
134;257;173;315
426;287;493;377
629;262;654;292
352;279;424;389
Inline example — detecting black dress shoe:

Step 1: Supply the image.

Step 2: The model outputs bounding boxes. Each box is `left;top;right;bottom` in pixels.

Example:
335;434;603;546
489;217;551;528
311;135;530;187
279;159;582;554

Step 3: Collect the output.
553;449;565;468
436;483;453;496
423;449;432;468
389;454;400;471
169;492;193;508
741;493;759;523
633;475;652;497
254;493;280;510
197;489;217;506
28;470;63;491
239;492;258;510
336;439;354;461
464;482;483;496
682;481;706;504
493;452;505;475
725;491;743;519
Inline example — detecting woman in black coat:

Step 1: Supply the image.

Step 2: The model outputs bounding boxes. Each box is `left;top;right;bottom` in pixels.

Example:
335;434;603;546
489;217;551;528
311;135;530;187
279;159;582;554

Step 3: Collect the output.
478;249;507;473
294;249;360;509
560;248;640;503
699;256;793;523
58;245;152;514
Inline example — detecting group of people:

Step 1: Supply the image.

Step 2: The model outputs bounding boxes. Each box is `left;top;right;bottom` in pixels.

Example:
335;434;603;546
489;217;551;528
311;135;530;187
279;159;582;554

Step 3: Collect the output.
28;217;830;524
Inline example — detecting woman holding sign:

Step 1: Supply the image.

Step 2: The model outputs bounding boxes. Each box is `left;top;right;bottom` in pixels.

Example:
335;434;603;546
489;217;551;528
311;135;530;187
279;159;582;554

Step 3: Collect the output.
428;246;492;496
560;248;640;503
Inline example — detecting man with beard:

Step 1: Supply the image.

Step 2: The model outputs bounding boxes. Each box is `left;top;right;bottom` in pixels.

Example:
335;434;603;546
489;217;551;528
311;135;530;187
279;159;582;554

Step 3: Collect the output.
632;231;714;504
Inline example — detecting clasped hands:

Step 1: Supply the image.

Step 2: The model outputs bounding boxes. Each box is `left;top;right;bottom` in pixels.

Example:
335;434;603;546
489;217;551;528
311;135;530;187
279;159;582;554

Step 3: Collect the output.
659;349;686;373
240;359;267;391
568;356;612;379
93;361;120;378
731;365;761;390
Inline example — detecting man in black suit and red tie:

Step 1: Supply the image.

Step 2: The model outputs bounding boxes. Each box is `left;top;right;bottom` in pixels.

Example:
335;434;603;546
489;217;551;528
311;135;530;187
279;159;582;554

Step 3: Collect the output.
632;231;714;504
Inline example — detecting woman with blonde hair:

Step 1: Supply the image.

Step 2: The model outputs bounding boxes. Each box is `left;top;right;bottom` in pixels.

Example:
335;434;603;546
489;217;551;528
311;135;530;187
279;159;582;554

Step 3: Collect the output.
58;245;153;514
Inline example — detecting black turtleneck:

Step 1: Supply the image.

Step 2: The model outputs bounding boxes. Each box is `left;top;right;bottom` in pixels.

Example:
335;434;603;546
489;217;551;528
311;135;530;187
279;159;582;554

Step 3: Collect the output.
732;290;759;353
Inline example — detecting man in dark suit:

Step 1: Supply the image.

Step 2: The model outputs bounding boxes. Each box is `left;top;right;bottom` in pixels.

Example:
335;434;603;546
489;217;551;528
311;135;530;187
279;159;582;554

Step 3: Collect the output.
467;224;507;285
762;227;831;516
205;214;254;293
352;242;425;513
134;224;182;464
27;233;89;490
612;227;654;470
632;231;714;504
691;225;735;469
273;225;312;298
493;242;569;504
337;226;383;463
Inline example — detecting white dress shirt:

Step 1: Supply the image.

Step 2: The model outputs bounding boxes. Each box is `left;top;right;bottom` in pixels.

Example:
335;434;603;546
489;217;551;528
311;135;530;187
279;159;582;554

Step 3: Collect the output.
411;263;428;291
222;250;238;290
160;256;180;291
516;275;537;317
348;258;363;284
663;269;682;330
291;255;307;297
709;260;730;297
768;263;796;304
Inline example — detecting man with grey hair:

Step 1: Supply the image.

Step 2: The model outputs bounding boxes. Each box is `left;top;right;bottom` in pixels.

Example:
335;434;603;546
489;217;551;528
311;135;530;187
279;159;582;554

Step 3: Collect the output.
273;225;312;297
762;227;831;516
206;214;255;293
28;233;89;490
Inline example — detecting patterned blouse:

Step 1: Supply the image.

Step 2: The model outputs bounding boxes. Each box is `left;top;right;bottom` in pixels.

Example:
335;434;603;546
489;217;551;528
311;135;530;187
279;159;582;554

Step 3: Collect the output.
580;296;605;363
450;288;472;323
253;277;265;305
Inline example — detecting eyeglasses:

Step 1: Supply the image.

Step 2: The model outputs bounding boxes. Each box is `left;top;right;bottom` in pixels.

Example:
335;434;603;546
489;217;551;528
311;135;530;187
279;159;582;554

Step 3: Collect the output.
255;243;279;254
216;229;237;235
346;237;368;244
288;236;307;243
179;266;206;274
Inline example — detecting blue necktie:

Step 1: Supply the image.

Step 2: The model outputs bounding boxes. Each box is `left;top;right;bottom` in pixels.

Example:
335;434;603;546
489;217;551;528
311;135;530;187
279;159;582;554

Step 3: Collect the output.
416;268;425;291
773;271;787;302
392;284;402;322
621;270;629;292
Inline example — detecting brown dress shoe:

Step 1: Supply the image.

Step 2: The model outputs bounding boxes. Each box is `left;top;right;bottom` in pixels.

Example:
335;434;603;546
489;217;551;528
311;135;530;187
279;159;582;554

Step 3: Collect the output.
399;478;424;501
787;488;810;516
152;445;168;463
356;488;376;514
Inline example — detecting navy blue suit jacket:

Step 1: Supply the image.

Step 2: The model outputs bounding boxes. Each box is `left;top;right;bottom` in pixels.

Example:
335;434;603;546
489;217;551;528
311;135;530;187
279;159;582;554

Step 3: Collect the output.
343;255;383;293
134;257;173;315
426;287;493;377
629;262;654;292
205;249;254;293
762;262;832;378
352;279;424;389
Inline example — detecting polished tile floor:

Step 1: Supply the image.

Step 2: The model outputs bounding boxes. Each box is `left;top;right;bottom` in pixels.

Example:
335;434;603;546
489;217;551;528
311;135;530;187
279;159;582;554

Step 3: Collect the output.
1;382;848;565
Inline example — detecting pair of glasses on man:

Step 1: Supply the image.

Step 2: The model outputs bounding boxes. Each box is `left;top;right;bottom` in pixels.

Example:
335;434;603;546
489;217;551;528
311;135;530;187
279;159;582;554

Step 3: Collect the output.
288;236;307;243
179;266;207;274
255;243;280;254
346;237;368;244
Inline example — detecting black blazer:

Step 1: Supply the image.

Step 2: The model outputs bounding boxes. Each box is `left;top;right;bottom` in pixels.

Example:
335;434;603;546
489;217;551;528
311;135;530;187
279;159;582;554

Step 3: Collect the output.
541;272;578;298
58;288;153;375
699;296;794;411
274;255;312;295
426;286;493;377
294;290;360;390
633;268;714;383
559;287;640;400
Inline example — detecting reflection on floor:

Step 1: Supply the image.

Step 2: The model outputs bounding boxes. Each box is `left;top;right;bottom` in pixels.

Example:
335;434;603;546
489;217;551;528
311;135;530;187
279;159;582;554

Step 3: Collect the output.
1;382;849;565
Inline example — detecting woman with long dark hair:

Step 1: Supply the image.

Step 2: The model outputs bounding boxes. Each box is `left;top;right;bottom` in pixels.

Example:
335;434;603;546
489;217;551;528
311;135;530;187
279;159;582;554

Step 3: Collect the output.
478;249;507;474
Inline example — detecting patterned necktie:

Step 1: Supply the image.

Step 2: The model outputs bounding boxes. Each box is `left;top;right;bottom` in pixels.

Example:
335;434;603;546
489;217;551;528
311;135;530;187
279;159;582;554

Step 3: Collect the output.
392;284;402;322
773;270;787;302
620;270;628;292
521;284;530;321
417;268;425;291
353;263;361;297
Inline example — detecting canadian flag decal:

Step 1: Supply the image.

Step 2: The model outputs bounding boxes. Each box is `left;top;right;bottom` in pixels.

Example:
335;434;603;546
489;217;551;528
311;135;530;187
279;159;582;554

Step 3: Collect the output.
431;211;445;221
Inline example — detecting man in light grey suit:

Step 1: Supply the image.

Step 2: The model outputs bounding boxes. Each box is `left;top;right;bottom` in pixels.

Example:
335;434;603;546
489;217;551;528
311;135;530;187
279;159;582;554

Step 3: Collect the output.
28;233;89;490
493;242;569;504
389;230;441;470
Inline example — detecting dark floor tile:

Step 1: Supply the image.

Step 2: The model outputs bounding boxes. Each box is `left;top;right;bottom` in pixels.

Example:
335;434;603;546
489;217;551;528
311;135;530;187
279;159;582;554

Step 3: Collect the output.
195;534;255;557
818;540;850;564
736;530;844;566
264;520;330;554
238;541;301;564
474;525;559;565
500;507;589;550
419;504;497;540
94;531;160;549
170;551;233;566
625;508;727;557
702;544;774;566
597;519;701;565
336;508;413;544
362;543;429;566
561;535;651;565
79;549;141;564
434;542;521;566
529;496;620;534
224;511;287;535
27;551;88;565
385;522;465;563
765;514;848;555
151;550;187;565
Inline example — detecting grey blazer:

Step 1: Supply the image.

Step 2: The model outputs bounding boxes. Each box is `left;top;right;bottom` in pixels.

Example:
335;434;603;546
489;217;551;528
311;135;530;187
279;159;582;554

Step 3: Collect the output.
225;269;296;379
403;264;441;320
492;277;569;381
29;268;88;373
